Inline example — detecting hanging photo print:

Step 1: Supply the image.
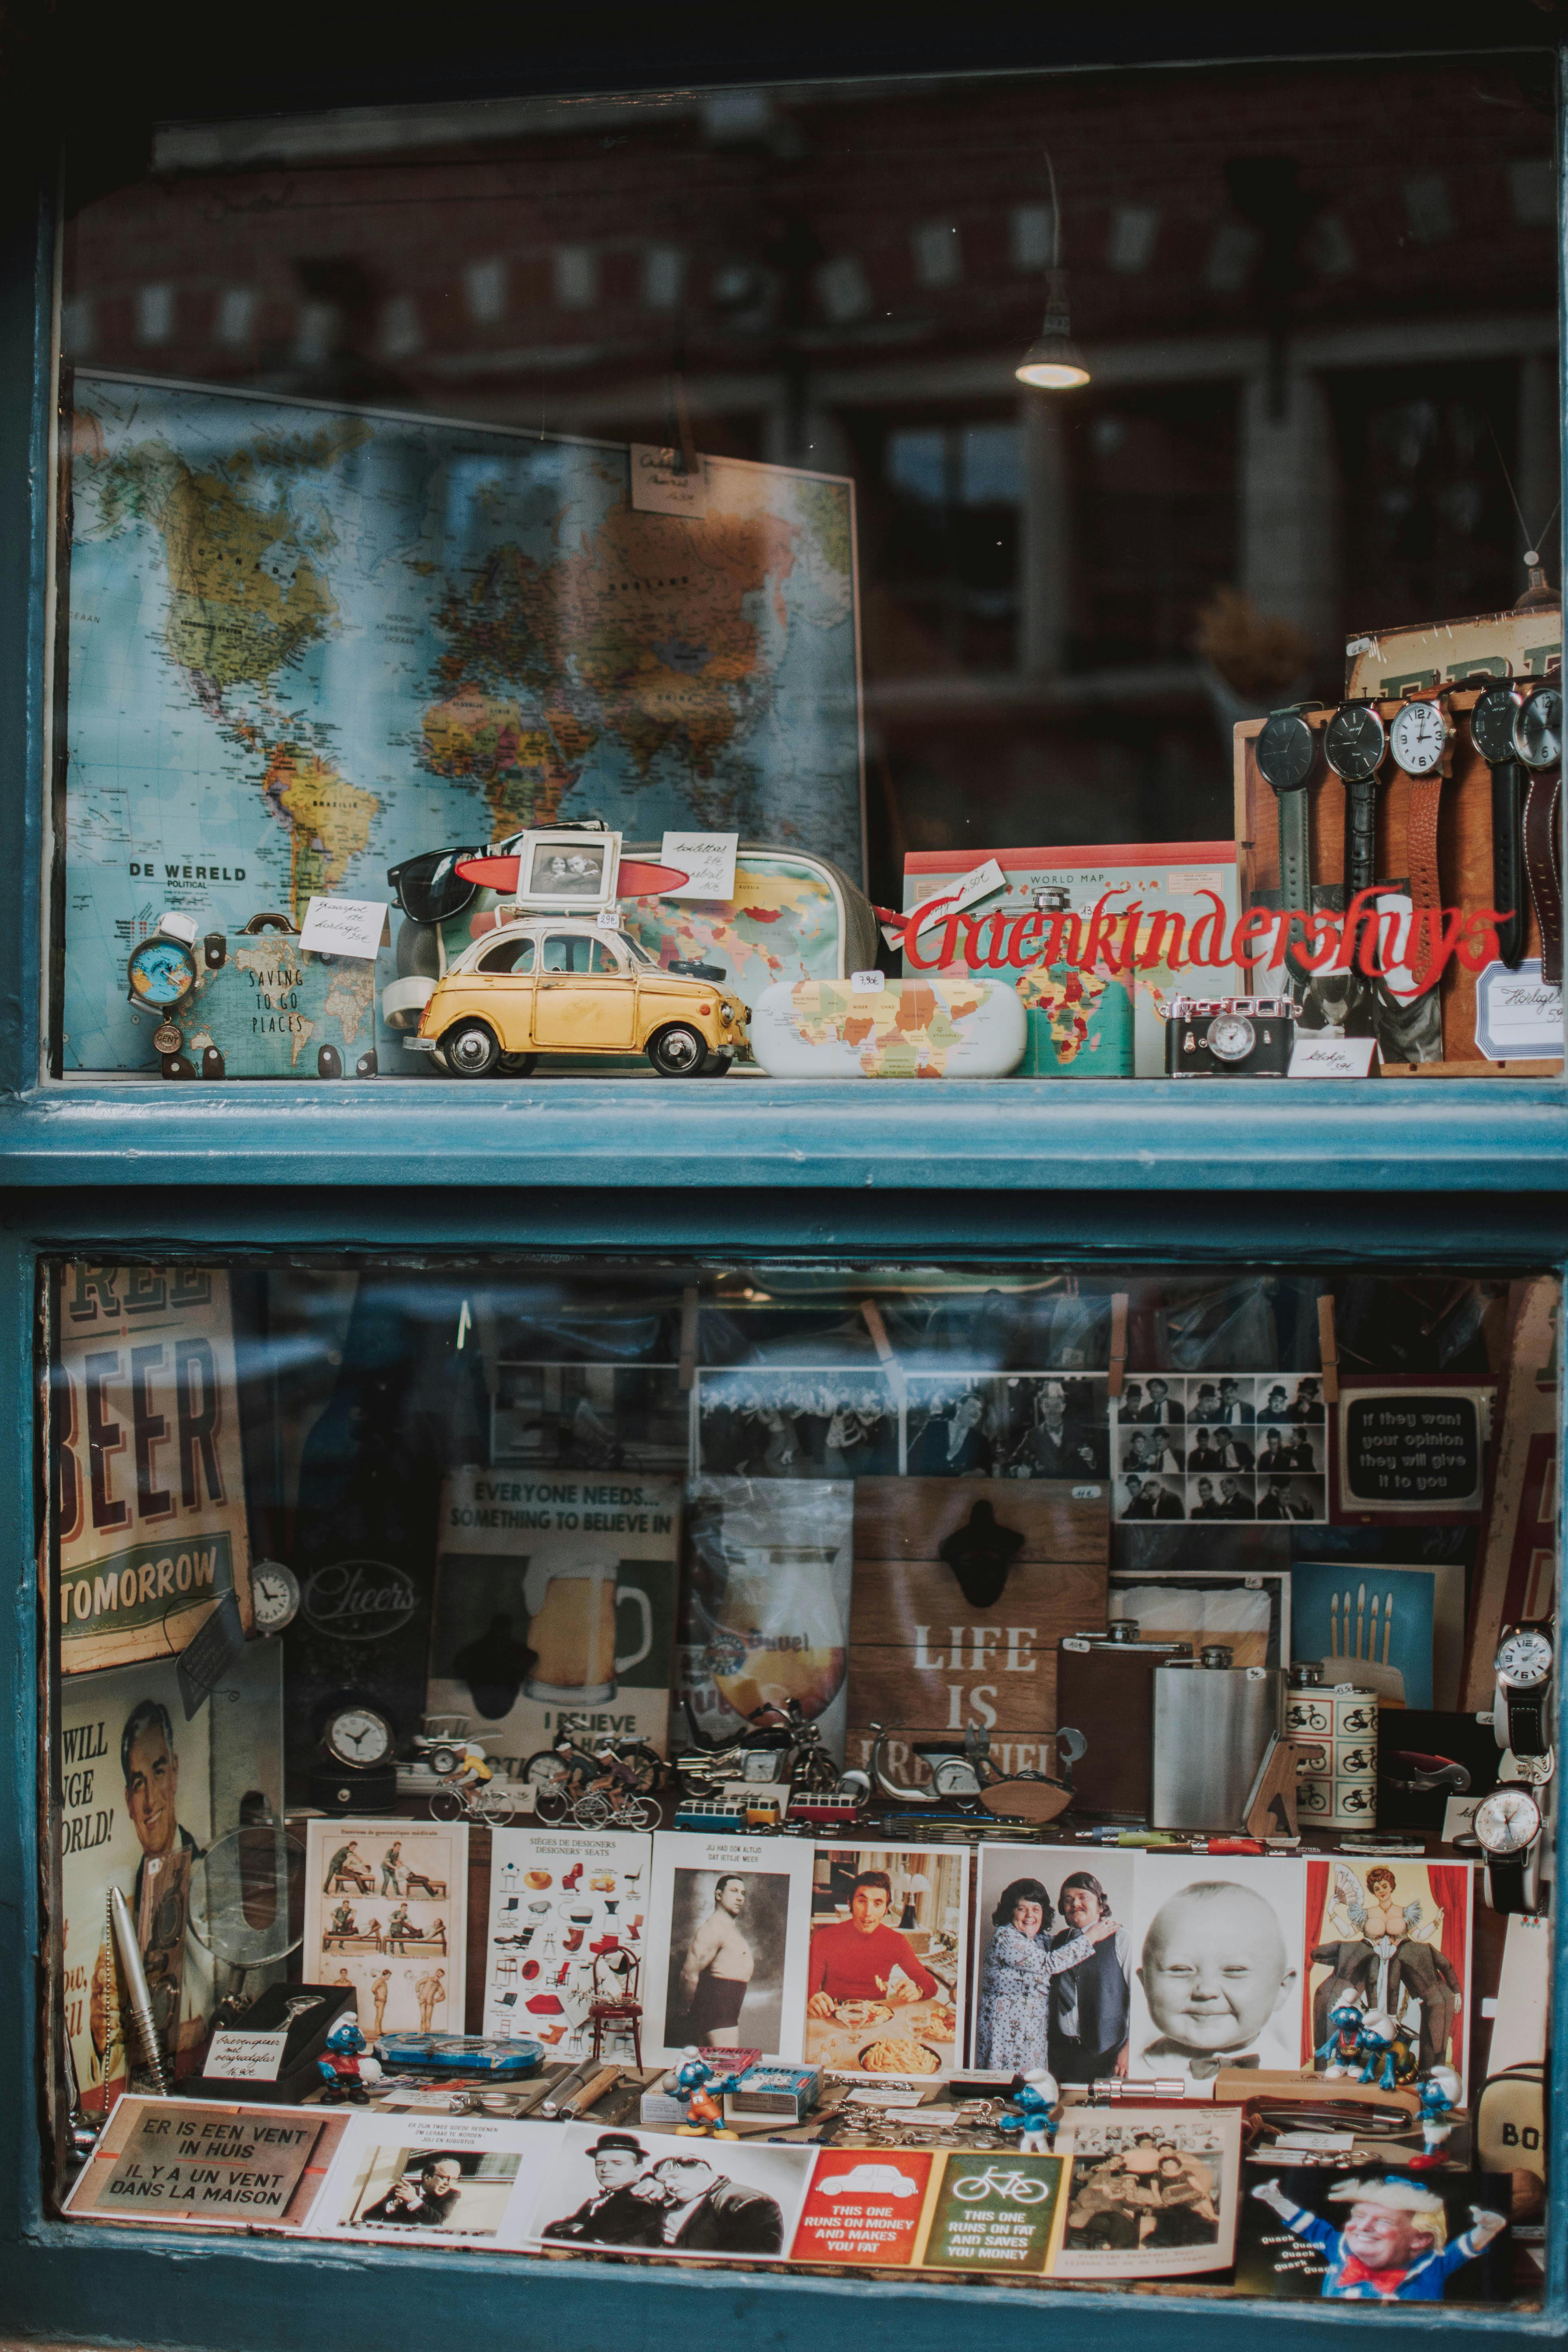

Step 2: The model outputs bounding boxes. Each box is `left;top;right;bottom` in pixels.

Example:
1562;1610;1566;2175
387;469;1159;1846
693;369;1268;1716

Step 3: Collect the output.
1111;1375;1327;1524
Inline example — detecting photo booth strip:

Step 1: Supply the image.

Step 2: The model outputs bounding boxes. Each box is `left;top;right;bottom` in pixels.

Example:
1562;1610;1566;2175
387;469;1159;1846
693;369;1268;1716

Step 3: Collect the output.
1111;1374;1328;1524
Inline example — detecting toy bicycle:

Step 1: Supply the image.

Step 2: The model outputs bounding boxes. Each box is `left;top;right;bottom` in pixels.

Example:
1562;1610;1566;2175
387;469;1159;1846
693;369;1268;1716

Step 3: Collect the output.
524;1733;660;1829
428;1739;518;1826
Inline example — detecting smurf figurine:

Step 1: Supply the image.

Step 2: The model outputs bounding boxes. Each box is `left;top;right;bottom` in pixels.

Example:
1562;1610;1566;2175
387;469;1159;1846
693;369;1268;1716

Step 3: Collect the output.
673;2049;737;2139
317;2017;383;2106
1355;2010;1401;2093
1410;2064;1462;2169
1318;2000;1366;2080
999;2069;1059;2155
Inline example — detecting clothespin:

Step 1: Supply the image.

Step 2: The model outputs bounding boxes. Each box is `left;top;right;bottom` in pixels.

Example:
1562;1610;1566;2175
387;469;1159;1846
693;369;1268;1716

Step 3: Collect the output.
1317;1294;1340;1405
1109;1293;1129;1400
860;1299;907;1406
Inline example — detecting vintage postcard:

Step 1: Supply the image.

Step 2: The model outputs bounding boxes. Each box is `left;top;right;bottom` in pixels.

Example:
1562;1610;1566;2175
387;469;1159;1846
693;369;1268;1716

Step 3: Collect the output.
521;2120;815;2261
1235;2164;1511;2302
1111;1374;1328;1525
482;1825;651;2058
642;1830;814;2064
1127;1854;1308;2081
1303;1856;1472;2096
304;1819;467;2039
1053;2106;1241;2279
311;2109;543;2247
802;1844;969;2081
969;1844;1134;2083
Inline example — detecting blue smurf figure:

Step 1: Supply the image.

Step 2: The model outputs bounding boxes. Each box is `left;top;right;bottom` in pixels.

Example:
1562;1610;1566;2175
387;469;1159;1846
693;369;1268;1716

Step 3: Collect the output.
998;2068;1059;2155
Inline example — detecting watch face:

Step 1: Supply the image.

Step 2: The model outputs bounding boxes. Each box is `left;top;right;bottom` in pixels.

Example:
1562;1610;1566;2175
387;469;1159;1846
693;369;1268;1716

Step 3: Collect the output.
1207;1012;1256;1063
127;936;198;1009
1497;1628;1553;1687
326;1706;394;1768
1255;711;1316;792
1470;685;1522;766
1389;698;1450;776
1324;703;1387;782
250;1560;301;1633
1513;685;1562;770
1474;1785;1542;1855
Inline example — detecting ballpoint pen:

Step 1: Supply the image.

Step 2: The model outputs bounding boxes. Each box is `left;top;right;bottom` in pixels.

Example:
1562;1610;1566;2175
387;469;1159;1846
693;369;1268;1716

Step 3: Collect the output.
110;1885;170;2095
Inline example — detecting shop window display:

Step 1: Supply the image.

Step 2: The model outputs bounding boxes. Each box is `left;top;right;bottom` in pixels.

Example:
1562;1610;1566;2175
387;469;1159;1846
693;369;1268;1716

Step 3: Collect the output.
51;46;1561;1085
44;1257;1557;2303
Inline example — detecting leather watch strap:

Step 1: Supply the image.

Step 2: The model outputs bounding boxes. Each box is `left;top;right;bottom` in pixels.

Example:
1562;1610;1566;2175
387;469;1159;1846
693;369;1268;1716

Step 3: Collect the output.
1486;1852;1527;1913
1405;775;1444;912
1345;776;1378;896
1523;773;1563;987
1272;783;1312;932
1492;760;1528;970
1507;1693;1547;1758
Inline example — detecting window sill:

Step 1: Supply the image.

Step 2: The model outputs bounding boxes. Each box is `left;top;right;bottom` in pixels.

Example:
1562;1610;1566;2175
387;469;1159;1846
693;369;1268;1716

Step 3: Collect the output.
1;1075;1566;1191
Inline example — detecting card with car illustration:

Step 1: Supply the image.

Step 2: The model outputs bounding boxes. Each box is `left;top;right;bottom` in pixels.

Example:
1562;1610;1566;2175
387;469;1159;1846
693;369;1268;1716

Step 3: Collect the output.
1053;2106;1241;2280
522;2121;817;2261
641;1830;814;2064
803;1844;969;2081
311;2109;545;2247
304;1819;467;2039
482;1826;651;2057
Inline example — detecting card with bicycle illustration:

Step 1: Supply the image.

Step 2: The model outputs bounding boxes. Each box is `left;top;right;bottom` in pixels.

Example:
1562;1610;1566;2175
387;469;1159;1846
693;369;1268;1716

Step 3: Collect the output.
304;1819;468;2040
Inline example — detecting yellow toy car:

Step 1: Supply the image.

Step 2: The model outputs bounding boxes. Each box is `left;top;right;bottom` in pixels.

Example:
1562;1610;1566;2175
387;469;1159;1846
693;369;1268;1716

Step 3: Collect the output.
405;918;751;1078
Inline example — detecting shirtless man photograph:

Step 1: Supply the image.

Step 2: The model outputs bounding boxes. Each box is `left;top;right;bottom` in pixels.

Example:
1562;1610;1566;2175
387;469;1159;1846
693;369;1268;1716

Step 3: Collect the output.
672;1875;755;2046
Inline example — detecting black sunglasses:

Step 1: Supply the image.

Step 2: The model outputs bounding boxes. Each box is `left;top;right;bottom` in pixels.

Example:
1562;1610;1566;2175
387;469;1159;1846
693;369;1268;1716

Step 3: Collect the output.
387;846;483;924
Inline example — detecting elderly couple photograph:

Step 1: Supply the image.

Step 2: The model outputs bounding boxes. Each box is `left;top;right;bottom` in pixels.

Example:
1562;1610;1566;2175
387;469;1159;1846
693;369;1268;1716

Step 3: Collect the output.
974;1868;1131;2080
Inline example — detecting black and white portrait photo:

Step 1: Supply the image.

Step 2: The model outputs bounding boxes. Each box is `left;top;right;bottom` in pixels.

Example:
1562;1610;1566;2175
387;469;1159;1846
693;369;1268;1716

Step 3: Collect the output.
526;2125;815;2260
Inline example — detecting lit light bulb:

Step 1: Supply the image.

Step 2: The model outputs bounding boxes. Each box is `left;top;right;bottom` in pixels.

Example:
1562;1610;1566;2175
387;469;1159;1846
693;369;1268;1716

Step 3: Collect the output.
1016;268;1090;390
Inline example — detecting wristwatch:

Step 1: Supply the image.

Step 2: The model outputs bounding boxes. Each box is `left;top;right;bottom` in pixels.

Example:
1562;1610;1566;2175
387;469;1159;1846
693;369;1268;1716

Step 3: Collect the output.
1324;701;1387;897
1493;1620;1555;1759
1389;691;1456;914
1514;683;1563;988
1255;706;1321;974
1474;1781;1544;1914
1470;683;1529;971
126;911;201;1018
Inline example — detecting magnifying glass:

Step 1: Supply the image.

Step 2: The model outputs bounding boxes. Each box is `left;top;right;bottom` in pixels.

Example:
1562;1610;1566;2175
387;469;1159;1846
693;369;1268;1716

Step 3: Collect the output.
189;1819;306;2003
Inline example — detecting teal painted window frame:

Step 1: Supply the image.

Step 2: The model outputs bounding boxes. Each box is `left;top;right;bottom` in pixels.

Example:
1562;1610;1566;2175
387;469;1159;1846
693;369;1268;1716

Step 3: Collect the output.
1;20;1566;2347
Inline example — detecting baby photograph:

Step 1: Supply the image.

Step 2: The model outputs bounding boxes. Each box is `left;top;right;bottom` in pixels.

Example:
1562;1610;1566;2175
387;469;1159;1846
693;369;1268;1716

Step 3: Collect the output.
1128;1855;1307;2081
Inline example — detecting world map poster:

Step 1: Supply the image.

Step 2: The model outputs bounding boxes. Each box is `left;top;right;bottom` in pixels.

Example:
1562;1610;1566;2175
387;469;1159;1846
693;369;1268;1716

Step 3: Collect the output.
62;373;864;1068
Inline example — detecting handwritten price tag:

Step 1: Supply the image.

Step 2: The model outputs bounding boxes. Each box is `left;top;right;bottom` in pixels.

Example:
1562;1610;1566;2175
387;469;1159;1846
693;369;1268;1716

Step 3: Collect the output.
298;896;390;959
203;2029;288;2083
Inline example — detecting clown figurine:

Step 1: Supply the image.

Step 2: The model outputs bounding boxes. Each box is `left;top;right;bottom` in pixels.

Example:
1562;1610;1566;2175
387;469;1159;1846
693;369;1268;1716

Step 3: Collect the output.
1410;2065;1462;2169
999;2070;1060;2155
1318;2000;1365;2080
317;2017;383;2105
673;2050;737;2139
1355;2011;1401;2093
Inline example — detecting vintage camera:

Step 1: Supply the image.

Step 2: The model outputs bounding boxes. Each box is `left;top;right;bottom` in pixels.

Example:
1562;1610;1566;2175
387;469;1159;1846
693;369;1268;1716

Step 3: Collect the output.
1164;995;1294;1078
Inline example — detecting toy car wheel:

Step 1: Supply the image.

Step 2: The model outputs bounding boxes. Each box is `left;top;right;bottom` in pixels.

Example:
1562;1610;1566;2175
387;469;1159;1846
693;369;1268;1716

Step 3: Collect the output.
442;1019;502;1078
647;1022;709;1077
498;1051;538;1076
700;1056;734;1076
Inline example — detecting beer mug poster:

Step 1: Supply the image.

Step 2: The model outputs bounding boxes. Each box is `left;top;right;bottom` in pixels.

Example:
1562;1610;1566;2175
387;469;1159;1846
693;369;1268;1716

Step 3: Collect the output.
305;1820;467;2039
425;1470;681;1778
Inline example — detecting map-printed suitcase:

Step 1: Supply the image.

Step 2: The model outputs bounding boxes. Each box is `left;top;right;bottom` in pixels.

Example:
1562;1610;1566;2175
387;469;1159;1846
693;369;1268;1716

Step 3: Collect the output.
157;913;391;1080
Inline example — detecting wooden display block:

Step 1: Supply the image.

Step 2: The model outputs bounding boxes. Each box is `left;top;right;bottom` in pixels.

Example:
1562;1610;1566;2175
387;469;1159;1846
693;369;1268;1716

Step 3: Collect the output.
1236;688;1549;1068
845;1478;1107;1781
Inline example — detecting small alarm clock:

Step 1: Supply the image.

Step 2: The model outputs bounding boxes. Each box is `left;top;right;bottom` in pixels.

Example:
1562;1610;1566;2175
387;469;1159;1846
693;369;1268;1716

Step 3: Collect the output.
309;1696;399;1814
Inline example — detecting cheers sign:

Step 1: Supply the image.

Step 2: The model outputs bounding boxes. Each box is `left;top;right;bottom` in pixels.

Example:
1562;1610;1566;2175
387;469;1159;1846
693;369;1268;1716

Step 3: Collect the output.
885;886;1503;992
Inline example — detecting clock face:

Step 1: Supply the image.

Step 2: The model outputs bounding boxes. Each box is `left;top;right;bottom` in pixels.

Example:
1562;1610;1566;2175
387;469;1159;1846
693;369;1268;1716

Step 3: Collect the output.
1390;699;1450;776
326;1706;394;1768
1470;685;1522;767
1207;1012;1256;1063
1324;703;1387;782
1475;1785;1541;1855
1497;1629;1553;1687
1514;686;1562;770
250;1560;301;1633
1255;711;1316;792
127;937;198;1009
